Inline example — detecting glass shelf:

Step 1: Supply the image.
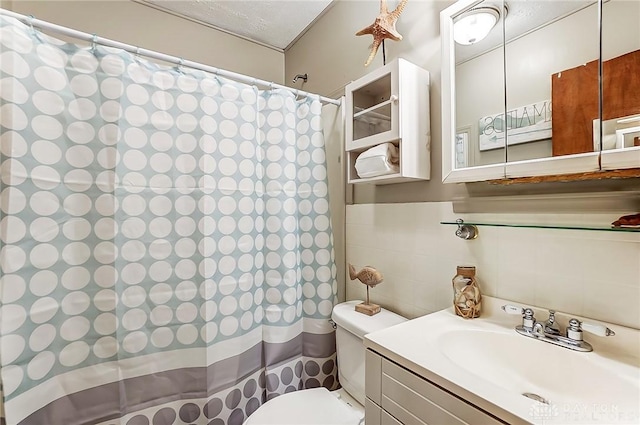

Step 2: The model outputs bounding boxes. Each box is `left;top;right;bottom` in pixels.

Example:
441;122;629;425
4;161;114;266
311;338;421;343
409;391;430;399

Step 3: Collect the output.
440;221;640;233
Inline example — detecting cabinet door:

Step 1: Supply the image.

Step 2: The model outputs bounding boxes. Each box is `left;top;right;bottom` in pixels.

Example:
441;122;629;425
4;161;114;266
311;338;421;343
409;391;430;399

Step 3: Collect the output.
365;398;382;425
346;61;399;151
366;349;383;405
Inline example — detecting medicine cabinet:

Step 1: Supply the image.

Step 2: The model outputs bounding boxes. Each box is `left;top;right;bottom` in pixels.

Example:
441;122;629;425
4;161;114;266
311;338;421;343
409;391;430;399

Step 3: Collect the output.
441;0;640;184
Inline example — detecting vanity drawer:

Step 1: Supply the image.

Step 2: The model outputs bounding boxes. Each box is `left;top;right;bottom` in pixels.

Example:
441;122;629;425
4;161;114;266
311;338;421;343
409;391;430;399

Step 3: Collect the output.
381;410;403;425
381;359;506;425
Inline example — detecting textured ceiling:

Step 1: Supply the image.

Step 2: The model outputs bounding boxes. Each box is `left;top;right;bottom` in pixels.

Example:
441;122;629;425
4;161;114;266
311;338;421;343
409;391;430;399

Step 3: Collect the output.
137;0;334;51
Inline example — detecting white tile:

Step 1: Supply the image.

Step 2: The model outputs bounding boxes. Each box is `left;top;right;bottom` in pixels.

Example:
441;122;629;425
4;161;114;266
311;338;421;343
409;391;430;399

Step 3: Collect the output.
431;281;456;312
582;230;640;243
496;280;536;306
345;223;374;247
533;274;584;318
373;204;399;227
411;305;434;319
346;246;385;273
384;300;413;319
460;226;500;297
382;275;415;308
346;204;375;225
392;229;417;254
589;240;640;285
411;254;439;281
583;282;640;329
495;227;537;303
387;251;415;280
412;229;444;256
412;278;442;312
412;203;439;231
435;201;455;219
536;235;593;281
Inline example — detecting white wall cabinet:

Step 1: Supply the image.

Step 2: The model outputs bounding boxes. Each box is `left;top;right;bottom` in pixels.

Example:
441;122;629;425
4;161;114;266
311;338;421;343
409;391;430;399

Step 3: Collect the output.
345;58;431;184
366;349;510;425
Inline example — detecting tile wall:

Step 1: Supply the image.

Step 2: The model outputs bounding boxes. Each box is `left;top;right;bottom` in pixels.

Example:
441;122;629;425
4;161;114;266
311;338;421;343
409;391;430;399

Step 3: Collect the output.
345;203;640;329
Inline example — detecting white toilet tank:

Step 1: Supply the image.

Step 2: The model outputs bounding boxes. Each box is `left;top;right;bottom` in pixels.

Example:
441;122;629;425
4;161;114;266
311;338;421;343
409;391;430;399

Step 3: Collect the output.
331;301;406;406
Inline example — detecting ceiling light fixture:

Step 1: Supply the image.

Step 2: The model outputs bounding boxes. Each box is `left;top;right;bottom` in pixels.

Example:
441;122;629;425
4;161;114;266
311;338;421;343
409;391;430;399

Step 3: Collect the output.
453;7;501;45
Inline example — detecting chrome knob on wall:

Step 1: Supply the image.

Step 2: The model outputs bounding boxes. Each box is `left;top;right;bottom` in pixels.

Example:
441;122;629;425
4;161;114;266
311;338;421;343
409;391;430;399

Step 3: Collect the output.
455;219;478;240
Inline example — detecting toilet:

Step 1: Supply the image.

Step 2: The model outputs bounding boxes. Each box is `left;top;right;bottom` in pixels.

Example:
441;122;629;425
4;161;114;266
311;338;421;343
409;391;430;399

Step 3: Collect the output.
244;300;407;425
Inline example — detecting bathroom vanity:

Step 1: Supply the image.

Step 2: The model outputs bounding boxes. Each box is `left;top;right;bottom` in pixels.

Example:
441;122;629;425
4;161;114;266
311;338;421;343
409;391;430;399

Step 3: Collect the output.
364;297;640;425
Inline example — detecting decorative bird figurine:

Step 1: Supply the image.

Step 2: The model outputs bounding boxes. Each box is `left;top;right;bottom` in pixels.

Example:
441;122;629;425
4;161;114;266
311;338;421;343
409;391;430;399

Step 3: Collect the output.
349;263;383;315
356;0;409;66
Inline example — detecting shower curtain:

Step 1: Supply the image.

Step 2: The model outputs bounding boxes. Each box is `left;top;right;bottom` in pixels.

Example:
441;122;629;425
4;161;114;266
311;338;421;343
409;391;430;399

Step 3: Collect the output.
0;14;338;425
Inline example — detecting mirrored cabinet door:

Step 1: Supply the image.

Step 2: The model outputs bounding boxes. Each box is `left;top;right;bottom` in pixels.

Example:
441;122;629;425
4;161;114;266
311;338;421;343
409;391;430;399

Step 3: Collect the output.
454;0;506;172
600;0;640;170
504;0;601;178
441;0;507;182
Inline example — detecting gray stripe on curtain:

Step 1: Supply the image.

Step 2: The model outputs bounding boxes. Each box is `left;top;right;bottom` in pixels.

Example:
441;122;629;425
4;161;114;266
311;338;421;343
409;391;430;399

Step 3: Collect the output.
18;333;335;425
264;331;336;367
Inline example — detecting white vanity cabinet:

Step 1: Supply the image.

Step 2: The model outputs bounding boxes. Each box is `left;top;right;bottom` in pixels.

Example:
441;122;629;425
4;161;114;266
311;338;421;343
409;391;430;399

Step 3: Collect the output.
345;58;431;184
365;349;509;425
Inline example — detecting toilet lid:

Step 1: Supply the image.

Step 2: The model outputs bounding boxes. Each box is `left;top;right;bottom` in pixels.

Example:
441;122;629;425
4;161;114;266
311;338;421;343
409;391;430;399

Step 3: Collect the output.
243;388;363;425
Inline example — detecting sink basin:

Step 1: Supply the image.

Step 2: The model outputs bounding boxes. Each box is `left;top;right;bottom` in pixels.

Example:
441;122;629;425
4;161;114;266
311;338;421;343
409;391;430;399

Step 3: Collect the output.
365;296;640;424
438;329;639;408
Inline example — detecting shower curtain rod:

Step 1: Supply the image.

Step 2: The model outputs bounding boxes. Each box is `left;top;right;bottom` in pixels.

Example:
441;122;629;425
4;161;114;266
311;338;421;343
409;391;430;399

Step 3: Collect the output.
0;8;342;106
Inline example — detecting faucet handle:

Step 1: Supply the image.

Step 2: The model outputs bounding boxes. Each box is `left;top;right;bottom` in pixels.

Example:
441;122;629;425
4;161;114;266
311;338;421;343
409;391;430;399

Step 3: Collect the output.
502;304;524;315
567;318;615;341
502;305;535;329
581;321;615;337
501;305;534;318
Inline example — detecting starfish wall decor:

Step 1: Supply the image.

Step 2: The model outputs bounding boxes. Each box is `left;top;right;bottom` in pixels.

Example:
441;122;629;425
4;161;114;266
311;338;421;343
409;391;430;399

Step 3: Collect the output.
356;0;409;66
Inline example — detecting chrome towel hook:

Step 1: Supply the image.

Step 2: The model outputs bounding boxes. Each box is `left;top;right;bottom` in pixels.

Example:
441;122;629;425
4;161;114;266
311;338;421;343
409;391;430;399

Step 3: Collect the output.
292;73;308;83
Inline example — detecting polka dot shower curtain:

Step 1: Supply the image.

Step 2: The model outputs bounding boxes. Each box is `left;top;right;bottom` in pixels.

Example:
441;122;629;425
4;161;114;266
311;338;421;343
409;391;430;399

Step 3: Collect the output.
0;15;338;425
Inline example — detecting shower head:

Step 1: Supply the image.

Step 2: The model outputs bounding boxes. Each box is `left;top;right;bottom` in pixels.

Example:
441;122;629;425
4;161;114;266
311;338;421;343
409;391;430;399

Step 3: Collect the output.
292;73;308;83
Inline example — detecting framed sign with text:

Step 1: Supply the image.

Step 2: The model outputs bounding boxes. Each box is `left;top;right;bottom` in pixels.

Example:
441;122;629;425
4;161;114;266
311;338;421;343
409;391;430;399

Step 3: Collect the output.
479;100;552;151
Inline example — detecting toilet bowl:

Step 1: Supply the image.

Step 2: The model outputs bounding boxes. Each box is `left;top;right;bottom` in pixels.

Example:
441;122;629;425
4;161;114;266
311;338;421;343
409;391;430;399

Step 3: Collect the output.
243;300;406;425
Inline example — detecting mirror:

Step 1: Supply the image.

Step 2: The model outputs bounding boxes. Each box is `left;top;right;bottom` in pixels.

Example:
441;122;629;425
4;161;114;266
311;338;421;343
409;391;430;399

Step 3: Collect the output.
505;1;598;163
454;0;506;171
600;0;640;170
441;0;640;183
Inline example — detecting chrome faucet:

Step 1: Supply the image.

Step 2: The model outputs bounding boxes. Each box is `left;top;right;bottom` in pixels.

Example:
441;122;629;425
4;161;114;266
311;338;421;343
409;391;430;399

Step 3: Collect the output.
543;310;561;336
501;304;615;352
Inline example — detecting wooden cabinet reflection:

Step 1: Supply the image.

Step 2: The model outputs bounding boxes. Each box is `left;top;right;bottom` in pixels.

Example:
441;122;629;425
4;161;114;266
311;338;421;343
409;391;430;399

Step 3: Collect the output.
552;49;640;156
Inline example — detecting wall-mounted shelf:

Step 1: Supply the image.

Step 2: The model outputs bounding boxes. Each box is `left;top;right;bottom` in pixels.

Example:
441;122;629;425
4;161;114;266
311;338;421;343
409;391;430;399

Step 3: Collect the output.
441;221;640;233
345;58;431;184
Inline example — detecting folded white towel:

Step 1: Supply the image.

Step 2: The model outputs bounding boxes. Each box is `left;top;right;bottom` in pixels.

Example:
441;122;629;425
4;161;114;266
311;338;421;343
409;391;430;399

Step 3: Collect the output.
355;143;399;178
